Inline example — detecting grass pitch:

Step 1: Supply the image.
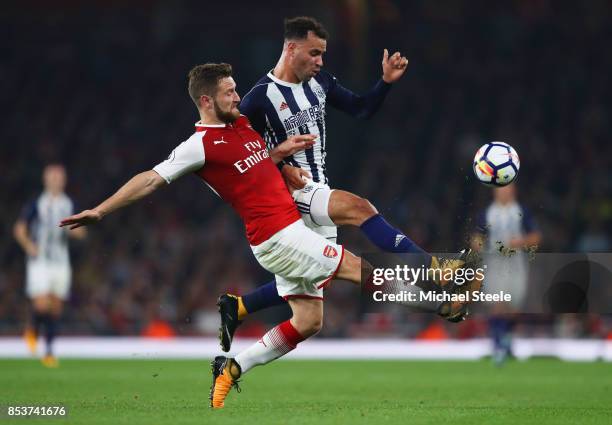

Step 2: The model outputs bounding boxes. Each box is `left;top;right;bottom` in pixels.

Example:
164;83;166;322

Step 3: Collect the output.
1;359;610;424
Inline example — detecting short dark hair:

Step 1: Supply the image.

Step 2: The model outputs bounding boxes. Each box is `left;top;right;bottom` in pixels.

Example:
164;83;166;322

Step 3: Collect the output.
284;16;328;41
187;63;233;107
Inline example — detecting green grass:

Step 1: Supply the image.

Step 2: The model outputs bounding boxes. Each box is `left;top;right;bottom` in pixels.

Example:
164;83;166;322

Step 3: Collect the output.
0;359;611;424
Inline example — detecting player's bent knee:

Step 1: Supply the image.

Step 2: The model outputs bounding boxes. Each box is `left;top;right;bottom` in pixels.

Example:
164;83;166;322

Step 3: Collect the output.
335;250;362;284
351;196;377;224
331;191;377;226
289;300;324;337
32;296;50;312
292;314;323;337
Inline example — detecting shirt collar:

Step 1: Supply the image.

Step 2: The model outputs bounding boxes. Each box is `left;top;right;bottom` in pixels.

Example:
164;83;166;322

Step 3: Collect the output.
195;121;227;131
267;70;304;88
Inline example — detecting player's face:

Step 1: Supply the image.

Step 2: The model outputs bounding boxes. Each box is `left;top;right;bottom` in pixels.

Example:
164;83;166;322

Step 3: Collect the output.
212;77;241;123
494;184;516;204
43;165;66;194
290;32;326;81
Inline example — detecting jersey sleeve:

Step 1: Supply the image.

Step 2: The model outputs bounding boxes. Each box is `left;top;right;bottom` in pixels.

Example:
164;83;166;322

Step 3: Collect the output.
19;199;38;225
69;198;78;216
474;210;488;235
153;134;205;183
323;71;392;119
239;85;267;137
520;205;538;233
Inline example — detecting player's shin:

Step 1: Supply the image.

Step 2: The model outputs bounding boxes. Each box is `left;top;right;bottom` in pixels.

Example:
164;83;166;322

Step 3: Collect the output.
240;279;286;317
211;319;307;408
360;214;431;259
234;319;306;373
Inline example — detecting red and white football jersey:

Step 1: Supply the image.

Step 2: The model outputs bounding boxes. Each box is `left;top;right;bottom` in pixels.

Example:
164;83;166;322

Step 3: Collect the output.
153;115;300;245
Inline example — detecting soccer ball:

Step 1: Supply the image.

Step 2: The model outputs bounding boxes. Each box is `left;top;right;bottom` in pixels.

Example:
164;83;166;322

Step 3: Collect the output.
473;142;520;187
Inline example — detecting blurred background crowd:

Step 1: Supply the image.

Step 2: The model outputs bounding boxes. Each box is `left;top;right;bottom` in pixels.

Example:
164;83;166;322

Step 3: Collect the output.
1;0;611;338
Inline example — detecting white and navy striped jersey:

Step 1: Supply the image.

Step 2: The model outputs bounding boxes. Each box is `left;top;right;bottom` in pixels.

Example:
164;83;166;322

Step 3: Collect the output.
239;70;391;184
20;192;74;265
476;201;538;305
476;201;538;253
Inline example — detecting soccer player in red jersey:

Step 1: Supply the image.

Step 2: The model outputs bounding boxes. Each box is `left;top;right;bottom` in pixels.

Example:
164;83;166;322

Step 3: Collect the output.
60;63;470;408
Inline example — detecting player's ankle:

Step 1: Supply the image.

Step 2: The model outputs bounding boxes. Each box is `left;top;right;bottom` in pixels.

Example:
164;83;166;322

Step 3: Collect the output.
228;360;242;379
236;296;248;320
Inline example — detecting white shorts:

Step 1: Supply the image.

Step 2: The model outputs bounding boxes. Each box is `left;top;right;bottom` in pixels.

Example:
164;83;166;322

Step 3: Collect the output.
251;220;344;299
484;256;528;310
26;261;72;300
292;179;337;242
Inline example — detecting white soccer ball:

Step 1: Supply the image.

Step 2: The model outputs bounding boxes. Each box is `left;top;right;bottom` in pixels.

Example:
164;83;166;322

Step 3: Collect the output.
473;141;520;187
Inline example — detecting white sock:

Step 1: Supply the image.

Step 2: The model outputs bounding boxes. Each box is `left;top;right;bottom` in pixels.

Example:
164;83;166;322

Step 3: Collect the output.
235;320;305;374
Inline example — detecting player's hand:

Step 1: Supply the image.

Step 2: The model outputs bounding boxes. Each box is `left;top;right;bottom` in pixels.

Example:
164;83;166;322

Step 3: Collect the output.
508;237;525;249
59;209;102;230
271;135;316;162
382;49;409;83
281;165;311;190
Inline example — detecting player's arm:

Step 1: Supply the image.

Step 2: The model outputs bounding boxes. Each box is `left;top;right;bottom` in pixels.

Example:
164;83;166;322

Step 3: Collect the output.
326;49;408;119
60;171;166;229
269;135;316;164
509;207;542;249
60;135;205;229
13;219;38;257
269;138;314;190
470;211;488;252
509;231;542;249
64;201;88;239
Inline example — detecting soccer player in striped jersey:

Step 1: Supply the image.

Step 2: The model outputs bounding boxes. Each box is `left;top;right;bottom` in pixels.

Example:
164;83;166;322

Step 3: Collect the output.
217;16;448;351
471;184;541;365
13;164;86;367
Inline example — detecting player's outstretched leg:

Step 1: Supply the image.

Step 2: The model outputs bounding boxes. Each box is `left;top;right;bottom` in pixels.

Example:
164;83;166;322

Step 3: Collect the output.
217;187;467;349
217;248;481;352
328;190;429;255
321;188;484;301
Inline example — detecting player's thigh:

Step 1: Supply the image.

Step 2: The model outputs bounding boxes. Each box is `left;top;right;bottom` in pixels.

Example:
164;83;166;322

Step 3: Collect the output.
31;295;51;312
26;262;52;305
302;216;337;243
485;259;527;311
292;180;335;227
49;264;72;302
335;249;362;284
251;220;343;290
48;295;65;316
328;190;378;226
